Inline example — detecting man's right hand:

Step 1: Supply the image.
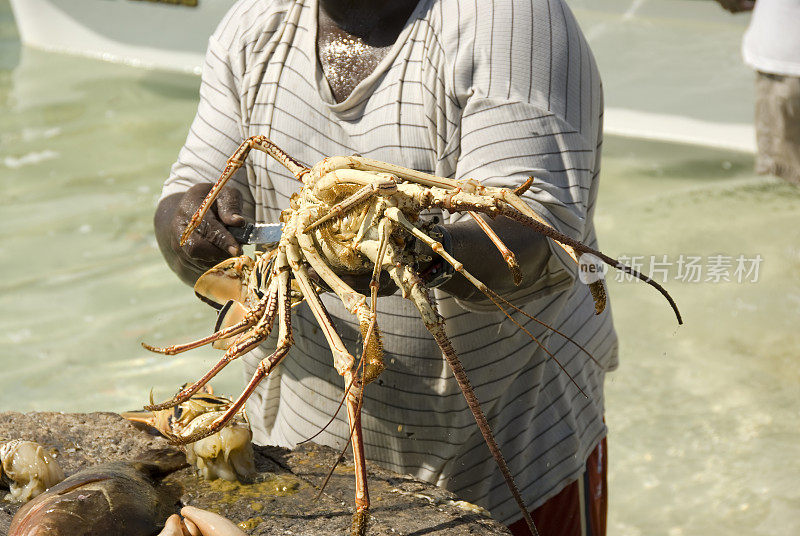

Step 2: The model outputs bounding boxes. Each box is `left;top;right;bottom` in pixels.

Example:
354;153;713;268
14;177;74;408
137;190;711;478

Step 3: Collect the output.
154;183;246;286
715;0;755;13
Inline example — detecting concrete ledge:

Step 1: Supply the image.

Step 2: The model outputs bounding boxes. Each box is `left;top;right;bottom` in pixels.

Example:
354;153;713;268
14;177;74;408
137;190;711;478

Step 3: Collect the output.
0;412;510;535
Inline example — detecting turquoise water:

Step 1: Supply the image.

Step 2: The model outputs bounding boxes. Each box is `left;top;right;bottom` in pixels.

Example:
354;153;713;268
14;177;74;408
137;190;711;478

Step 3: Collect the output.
1;1;799;535
0;2;245;410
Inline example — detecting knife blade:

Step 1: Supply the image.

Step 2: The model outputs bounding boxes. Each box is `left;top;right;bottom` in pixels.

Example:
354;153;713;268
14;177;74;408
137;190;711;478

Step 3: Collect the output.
226;223;284;246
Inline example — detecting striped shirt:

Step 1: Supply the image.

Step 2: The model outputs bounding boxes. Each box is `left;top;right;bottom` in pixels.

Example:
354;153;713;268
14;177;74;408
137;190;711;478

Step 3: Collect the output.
162;0;618;524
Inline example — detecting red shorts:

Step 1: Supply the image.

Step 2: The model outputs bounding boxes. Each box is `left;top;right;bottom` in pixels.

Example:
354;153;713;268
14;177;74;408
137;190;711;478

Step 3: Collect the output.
508;437;607;536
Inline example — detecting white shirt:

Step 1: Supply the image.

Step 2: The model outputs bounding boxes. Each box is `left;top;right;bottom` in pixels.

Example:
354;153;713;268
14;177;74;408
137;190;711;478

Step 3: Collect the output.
163;0;616;523
743;0;800;76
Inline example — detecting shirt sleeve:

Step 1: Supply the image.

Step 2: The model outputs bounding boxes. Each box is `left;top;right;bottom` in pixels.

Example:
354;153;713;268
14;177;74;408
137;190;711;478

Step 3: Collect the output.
446;0;603;306
160;32;255;216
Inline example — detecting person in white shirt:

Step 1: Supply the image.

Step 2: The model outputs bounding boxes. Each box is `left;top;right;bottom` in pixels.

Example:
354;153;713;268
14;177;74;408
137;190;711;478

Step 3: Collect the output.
718;0;800;184
156;1;615;533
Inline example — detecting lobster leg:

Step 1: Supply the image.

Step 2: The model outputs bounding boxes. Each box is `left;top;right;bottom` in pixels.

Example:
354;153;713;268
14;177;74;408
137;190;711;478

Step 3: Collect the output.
467;211;523;286
140;319;254;356
141;293;271;356
361;218;391;354
181;135;310;245
342;368;369;536
285;240;357;378
292;224;383;535
337;219;393;535
421;185;682;324
309;155;458;190
378;239;540;536
170;253;294;445
145;278;281;412
170;342;291;445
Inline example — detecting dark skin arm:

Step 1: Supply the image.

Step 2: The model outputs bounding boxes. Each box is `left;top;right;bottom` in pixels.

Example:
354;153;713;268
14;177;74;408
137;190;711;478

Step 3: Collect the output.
155;185;550;299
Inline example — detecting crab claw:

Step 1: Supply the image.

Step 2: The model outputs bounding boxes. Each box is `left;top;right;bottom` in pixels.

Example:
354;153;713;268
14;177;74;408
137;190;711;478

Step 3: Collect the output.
211;300;248;350
122;386;223;437
194;256;254;309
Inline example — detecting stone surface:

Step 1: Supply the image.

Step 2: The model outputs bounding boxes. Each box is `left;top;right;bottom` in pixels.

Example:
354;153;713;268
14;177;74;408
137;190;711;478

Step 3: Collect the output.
0;412;510;535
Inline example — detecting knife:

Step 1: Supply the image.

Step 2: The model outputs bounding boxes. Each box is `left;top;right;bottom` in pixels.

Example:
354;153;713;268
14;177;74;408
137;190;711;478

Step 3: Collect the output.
226;222;284;247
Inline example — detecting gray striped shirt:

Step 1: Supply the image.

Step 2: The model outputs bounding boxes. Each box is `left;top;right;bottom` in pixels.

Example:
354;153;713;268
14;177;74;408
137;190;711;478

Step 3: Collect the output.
162;0;617;523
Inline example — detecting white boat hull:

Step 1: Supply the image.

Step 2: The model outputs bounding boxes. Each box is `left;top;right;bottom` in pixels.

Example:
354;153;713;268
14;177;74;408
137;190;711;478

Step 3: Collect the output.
9;0;234;73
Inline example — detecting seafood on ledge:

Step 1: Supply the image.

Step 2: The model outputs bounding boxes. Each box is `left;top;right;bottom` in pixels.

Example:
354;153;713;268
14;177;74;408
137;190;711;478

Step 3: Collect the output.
0;439;65;503
122;387;255;482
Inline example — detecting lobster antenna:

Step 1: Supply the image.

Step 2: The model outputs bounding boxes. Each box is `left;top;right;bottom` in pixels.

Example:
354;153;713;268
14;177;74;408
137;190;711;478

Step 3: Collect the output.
481;290;589;399
484;287;601;367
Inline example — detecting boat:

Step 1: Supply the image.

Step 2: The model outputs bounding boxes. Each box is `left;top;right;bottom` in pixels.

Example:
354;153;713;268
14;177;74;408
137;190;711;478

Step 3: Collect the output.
8;0;235;74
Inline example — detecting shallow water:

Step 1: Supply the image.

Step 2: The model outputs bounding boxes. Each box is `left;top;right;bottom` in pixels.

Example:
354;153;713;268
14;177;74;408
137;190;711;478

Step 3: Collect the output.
1;1;799;535
0;2;246;410
571;0;753;125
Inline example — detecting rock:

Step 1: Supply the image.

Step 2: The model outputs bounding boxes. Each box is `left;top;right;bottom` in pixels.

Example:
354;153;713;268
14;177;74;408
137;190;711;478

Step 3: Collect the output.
9;453;186;536
0;412;179;476
0;412;510;535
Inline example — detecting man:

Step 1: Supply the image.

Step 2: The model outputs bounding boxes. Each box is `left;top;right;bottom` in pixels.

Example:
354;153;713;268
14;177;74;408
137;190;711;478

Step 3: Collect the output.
156;1;614;534
717;0;800;184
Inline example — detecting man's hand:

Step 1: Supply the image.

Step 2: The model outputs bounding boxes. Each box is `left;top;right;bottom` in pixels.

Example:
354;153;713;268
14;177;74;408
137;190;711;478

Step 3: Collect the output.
715;0;755;13
435;215;551;302
155;183;245;286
